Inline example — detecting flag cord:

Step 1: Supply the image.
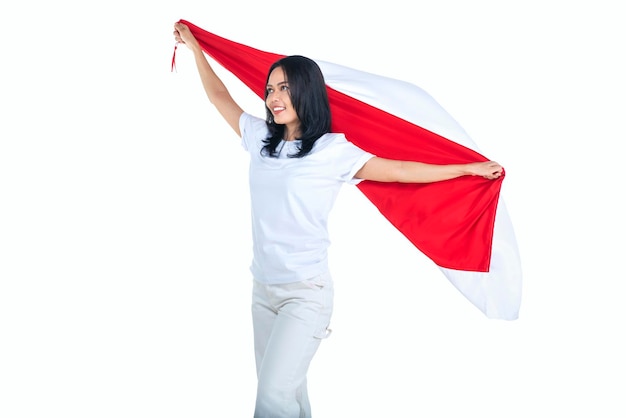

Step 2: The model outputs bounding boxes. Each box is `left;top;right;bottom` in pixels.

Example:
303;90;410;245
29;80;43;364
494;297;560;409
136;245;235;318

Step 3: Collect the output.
171;42;178;73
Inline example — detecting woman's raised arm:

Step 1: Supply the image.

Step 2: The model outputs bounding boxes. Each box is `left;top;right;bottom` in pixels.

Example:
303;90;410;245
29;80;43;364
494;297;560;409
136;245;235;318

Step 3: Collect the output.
174;22;244;137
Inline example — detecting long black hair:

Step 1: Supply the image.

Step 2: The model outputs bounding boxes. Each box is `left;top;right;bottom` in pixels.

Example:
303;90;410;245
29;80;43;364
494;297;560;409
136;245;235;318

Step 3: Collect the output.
262;55;332;158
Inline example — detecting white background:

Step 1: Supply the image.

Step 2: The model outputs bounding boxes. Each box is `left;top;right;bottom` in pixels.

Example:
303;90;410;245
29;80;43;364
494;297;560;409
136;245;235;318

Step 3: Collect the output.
1;1;624;417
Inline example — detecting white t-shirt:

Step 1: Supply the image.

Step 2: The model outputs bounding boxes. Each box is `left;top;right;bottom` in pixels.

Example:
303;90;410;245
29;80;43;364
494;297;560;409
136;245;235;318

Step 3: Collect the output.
239;112;375;284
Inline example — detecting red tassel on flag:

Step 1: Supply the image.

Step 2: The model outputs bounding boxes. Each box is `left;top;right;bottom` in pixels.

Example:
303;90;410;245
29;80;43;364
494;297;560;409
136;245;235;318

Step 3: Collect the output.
171;43;178;73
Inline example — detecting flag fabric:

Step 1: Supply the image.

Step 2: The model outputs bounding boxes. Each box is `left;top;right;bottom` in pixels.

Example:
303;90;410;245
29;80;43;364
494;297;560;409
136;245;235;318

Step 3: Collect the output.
175;19;522;320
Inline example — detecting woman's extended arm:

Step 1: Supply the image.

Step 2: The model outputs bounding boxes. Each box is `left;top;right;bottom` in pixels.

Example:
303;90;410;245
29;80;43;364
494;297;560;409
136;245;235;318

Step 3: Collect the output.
174;22;244;136
354;157;503;183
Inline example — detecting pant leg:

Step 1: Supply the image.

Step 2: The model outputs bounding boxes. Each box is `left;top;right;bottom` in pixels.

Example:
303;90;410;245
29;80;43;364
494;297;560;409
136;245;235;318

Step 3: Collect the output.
252;273;333;418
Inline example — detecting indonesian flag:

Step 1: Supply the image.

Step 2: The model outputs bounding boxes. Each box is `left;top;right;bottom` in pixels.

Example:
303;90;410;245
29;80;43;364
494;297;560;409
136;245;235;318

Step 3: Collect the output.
174;19;522;320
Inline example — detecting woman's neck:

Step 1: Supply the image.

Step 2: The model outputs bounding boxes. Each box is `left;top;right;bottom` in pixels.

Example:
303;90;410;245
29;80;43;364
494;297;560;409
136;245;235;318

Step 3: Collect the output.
283;125;301;141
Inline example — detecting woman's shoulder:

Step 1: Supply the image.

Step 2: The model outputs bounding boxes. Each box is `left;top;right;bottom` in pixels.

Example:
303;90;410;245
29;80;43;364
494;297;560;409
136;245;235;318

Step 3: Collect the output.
240;113;269;142
313;132;348;150
311;132;372;162
240;113;269;153
241;112;267;131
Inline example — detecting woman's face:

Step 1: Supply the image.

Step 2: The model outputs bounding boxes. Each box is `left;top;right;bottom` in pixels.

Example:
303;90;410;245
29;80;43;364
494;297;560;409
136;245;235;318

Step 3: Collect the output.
266;67;300;137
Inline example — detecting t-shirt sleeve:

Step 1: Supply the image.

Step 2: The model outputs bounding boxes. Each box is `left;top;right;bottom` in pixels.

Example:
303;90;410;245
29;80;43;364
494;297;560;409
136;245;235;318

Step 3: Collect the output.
329;134;376;185
347;152;376;185
239;112;268;154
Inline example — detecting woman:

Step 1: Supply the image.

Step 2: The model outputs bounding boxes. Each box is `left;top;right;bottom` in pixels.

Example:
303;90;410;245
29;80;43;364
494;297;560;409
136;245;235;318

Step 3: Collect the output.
173;22;502;418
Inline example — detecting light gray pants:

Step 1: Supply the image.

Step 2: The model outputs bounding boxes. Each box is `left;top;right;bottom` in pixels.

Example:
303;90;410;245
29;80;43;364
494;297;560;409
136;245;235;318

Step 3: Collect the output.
252;272;334;418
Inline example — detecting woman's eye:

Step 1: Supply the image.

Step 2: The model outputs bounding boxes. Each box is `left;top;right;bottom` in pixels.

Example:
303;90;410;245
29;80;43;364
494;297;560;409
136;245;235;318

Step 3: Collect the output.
281;85;289;91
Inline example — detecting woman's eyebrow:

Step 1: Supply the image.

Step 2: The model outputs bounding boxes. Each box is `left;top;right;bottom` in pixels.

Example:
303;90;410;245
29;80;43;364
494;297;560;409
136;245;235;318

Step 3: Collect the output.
267;81;288;87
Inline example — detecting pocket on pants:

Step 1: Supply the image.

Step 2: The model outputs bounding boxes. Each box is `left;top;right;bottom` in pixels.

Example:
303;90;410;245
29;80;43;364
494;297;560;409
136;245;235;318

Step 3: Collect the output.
304;272;332;289
287;273;329;291
314;326;332;340
302;276;325;290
